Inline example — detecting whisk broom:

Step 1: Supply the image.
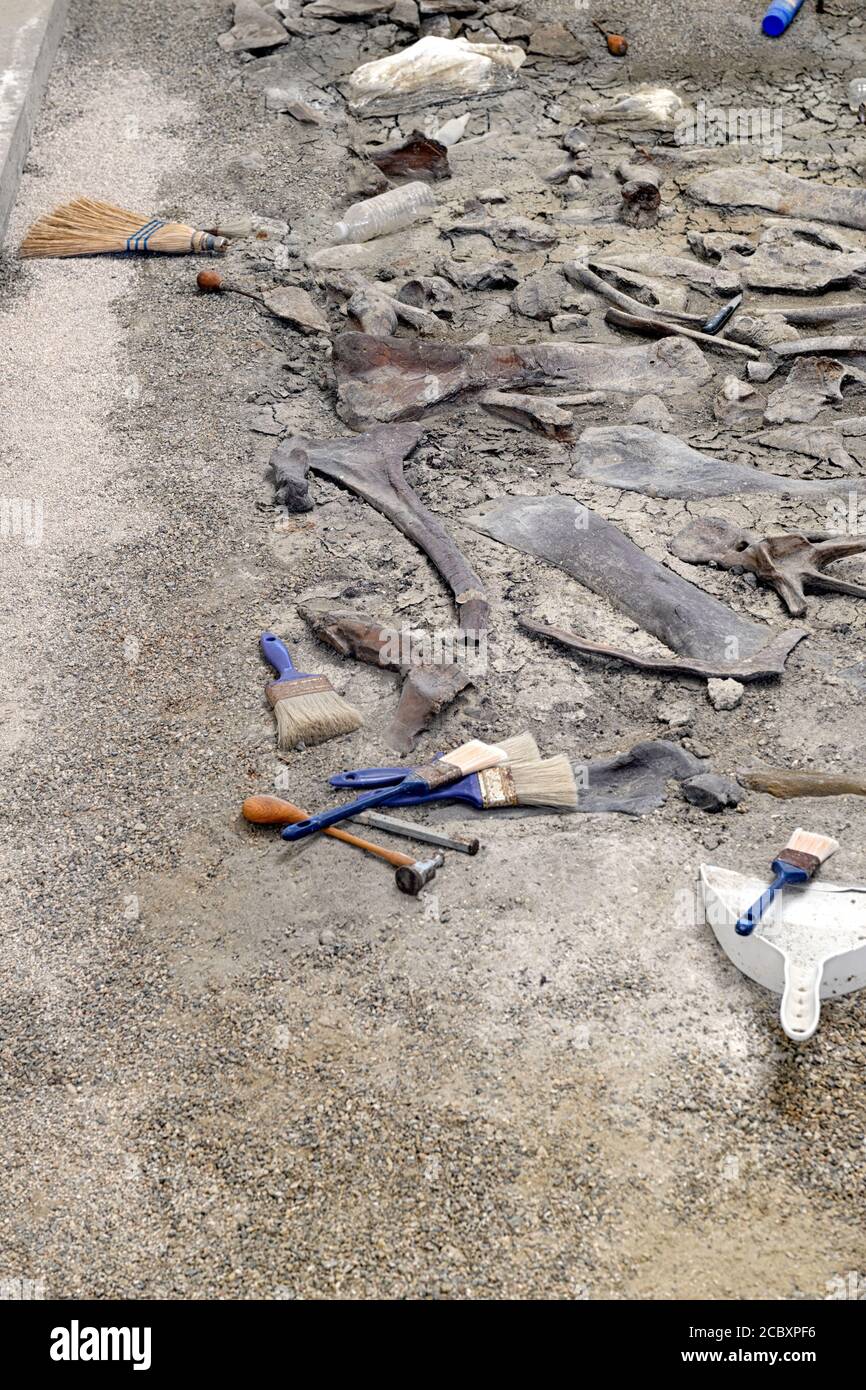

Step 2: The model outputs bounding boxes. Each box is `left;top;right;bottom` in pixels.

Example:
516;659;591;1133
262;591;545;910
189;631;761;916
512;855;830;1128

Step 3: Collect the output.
19;198;229;258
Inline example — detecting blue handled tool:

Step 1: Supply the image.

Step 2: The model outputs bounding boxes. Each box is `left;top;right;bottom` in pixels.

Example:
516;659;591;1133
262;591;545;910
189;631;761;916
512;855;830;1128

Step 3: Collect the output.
279;739;508;842
735;859;811;936
735;828;839;936
330;765;440;789
260;631;362;751
330;766;420;788
761;0;805;37
261;631;303;682
331;767;489;807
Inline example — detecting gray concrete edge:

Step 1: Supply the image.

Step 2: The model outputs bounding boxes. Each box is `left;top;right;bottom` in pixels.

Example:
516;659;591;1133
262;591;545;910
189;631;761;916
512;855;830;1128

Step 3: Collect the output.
0;0;72;248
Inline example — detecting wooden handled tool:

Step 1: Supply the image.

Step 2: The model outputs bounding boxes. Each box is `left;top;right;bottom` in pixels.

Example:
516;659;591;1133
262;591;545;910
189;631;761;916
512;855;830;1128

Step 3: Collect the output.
243;794;417;868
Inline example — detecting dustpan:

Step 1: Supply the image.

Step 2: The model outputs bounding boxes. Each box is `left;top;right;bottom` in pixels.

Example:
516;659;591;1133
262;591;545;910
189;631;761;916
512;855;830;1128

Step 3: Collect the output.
700;864;866;1042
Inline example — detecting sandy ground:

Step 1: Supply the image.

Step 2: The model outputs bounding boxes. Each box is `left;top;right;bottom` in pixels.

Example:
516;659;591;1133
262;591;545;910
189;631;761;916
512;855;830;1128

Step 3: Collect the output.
0;0;865;1299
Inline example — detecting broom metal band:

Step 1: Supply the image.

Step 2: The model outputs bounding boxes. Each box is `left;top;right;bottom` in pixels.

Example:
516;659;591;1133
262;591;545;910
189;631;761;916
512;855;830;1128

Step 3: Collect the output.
126;218;166;251
267;675;334;706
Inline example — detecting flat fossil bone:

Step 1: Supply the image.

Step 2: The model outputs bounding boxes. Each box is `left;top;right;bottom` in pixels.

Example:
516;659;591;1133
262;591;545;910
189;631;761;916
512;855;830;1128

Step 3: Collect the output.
333;332;711;427
571;425;866;498
272;423;490;633
463;493;807;671
687;166;866;233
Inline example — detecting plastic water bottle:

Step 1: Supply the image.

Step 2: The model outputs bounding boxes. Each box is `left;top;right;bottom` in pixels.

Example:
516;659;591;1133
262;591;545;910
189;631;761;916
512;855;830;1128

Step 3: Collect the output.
849;79;866;114
331;181;436;245
761;0;806;37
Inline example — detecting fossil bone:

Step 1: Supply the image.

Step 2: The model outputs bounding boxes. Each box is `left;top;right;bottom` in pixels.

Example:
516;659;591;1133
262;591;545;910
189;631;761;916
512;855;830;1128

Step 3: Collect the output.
333;332;711;427
297;602;472;753
763;356;865;425
563;261;705;326
571;425;866;498
669;516;866;618
687;166;866;233
463;494;806;672
272;423;490;633
603;307;759;358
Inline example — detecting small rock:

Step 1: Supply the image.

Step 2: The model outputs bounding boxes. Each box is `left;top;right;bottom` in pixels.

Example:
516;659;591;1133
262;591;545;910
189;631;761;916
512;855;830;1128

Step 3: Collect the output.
511;268;564;320
391;0;420;25
707;678;744;711
550;312;588;333
681;773;744;812
627;394;672;430
218;0;291;52
263;286;329;334
528;23;587;59
656;700;694;730
478;187;507;203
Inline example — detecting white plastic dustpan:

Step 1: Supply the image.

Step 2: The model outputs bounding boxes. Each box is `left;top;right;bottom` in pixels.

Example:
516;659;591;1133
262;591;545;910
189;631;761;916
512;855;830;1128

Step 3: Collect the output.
700;864;866;1042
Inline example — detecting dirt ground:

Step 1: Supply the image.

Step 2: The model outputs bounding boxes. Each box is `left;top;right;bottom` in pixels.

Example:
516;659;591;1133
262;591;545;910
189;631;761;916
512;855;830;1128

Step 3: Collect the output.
1;0;865;1299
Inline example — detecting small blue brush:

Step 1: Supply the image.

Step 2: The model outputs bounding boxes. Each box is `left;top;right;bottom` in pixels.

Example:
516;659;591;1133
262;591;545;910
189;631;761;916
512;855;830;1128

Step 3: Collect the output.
260;632;362;751
735;827;839;936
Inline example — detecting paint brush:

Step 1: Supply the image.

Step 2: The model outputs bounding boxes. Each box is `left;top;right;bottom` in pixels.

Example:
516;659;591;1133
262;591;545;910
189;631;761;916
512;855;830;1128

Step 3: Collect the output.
331;733;540;790
330;755;577;812
280;736;517;842
735;828;839;936
261;632;362;751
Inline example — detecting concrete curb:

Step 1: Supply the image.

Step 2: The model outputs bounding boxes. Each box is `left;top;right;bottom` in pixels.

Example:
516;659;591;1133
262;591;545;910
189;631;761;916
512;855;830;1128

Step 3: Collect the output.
0;0;71;247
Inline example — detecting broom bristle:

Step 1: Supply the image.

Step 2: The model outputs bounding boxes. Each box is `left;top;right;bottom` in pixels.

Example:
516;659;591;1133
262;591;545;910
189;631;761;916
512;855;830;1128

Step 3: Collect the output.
509;756;578;810
784;827;839;865
20;198;227;258
274;689;363;750
496;732;540;766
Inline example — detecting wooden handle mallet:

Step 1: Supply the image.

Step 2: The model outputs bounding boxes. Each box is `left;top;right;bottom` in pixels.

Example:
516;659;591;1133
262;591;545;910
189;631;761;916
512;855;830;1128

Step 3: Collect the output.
242;795;443;895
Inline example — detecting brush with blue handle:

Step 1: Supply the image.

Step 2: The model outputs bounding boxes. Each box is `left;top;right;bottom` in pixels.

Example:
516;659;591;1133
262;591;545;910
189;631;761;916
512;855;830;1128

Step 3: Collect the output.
261;632;362;751
280;737;516;842
279;734;538;843
327;752;577;812
735;828;839;936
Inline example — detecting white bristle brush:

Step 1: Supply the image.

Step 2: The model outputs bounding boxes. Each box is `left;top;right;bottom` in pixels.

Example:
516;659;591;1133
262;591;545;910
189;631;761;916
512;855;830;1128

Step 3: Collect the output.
736;828;839;936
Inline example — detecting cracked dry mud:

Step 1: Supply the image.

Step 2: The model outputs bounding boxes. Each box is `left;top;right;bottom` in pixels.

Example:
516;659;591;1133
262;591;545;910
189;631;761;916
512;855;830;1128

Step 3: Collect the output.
1;0;866;1301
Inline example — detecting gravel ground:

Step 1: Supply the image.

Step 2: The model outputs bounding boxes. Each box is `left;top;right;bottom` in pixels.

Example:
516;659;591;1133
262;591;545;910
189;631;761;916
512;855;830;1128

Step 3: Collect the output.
1;0;865;1300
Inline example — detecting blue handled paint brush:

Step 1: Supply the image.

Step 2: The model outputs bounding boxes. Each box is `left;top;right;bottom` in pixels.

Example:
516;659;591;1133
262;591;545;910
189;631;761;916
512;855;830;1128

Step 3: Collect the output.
342;756;578;812
261;632;363;751
279;734;536;842
735;828;839;936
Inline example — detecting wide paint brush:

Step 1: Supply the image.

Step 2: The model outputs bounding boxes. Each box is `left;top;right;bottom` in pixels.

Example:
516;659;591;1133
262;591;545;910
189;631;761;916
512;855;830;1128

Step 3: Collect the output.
280;736;518;842
735;827;839;936
261;632;362;751
330;755;577;812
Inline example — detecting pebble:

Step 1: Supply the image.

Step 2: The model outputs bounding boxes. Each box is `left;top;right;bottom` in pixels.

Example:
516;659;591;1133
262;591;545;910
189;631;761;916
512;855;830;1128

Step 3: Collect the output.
707;678;744;712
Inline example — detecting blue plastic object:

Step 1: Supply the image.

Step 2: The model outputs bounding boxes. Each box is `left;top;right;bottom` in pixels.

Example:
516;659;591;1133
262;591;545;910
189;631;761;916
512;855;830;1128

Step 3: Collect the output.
260;631;306;682
762;0;805;38
330;764;440;789
735;858;811;936
280;775;439;840
330;767;486;808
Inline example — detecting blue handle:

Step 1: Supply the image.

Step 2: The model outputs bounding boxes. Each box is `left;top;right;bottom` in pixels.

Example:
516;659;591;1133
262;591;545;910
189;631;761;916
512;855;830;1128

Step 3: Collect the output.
735;861;809;936
329;767;410;789
281;777;431;840
761;0;805;37
261;631;302;682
